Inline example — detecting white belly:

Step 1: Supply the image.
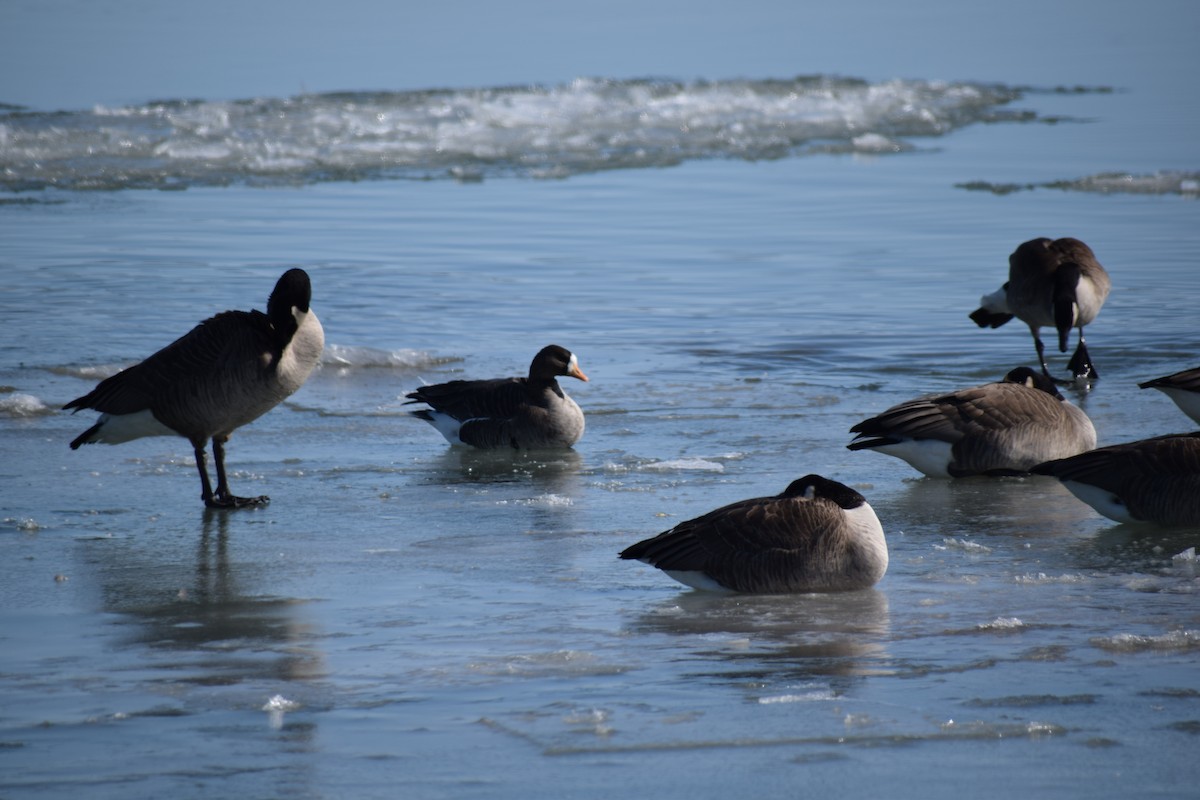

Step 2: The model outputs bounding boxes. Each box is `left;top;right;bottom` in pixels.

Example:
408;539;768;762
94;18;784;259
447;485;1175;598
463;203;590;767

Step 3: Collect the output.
87;410;178;444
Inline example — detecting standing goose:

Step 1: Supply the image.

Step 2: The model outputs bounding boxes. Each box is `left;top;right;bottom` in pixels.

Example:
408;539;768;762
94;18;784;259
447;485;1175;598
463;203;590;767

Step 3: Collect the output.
1139;366;1200;425
64;268;324;509
619;475;887;594
1033;433;1200;526
970;237;1111;380
405;344;588;449
847;367;1096;477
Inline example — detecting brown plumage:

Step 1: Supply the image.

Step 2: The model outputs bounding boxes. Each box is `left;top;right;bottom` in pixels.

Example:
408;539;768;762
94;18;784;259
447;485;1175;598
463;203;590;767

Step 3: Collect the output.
619;475;888;594
405;344;588;449
64;268;324;508
848;367;1096;477
1139;366;1200;425
1033;433;1200;526
970;237;1111;380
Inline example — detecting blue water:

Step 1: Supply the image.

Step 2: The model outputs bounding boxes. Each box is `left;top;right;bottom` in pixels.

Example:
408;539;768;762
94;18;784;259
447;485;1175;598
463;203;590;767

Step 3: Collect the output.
2;1;1200;798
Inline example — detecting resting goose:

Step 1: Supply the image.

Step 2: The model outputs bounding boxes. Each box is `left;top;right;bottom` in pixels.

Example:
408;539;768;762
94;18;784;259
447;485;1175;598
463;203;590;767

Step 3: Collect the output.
64;268;324;509
405;344;588;449
618;475;887;594
847;367;1096;477
970;237;1111;380
1033;433;1200;526
1139;366;1200;425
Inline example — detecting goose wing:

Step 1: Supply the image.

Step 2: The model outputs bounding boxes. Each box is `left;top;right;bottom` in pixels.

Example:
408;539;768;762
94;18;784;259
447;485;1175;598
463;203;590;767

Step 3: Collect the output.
852;382;1063;444
621;494;841;592
1035;433;1200;524
1140;366;1200;393
64;310;273;416
405;377;529;422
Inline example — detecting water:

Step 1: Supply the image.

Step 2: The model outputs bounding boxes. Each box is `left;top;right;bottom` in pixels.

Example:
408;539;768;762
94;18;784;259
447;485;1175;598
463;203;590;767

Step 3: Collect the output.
2;1;1200;798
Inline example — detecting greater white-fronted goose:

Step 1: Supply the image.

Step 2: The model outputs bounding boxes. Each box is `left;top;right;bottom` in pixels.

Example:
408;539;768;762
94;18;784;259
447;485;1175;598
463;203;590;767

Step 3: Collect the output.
970;237;1111;380
1139;366;1200;425
847;367;1096;477
405;344;588;449
619;475;888;594
1033;433;1200;526
64;268;324;508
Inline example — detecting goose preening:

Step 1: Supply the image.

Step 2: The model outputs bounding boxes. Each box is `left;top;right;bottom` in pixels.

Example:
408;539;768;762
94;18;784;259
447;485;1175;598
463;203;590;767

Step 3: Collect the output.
1139;366;1200;425
618;475;888;594
1033;433;1200;526
970;237;1111;380
847;367;1096;477
64;268;324;509
405;344;588;449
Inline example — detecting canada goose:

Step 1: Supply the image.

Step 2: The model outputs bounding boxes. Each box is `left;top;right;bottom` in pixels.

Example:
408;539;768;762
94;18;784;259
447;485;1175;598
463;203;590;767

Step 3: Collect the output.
405;344;587;449
847;367;1096;477
619;475;887;594
1139;366;1200;425
970;237;1111;380
1033;433;1200;526
64;268;324;509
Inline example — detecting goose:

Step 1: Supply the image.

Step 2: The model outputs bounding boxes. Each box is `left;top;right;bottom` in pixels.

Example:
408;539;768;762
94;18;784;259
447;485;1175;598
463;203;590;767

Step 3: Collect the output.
64;268;324;508
618;475;887;594
405;344;588;449
1139;366;1200;425
847;366;1096;477
970;237;1111;380
1033;433;1200;526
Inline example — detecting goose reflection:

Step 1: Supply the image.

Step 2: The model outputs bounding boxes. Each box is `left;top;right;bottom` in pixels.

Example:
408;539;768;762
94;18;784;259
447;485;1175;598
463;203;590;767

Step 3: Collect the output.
98;510;325;687
628;589;891;683
883;474;1089;537
422;447;586;537
1066;523;1200;579
425;446;584;488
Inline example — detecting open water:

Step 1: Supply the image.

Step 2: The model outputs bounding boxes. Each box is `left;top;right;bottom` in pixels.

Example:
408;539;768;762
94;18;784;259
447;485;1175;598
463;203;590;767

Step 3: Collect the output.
1;1;1198;797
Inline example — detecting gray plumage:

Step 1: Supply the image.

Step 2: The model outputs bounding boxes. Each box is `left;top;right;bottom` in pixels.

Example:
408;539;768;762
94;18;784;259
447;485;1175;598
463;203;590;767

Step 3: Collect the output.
405;344;588;449
64;268;324;508
1139;366;1200;425
619;475;888;594
848;367;1096;477
1033;433;1200;526
970;237;1111;380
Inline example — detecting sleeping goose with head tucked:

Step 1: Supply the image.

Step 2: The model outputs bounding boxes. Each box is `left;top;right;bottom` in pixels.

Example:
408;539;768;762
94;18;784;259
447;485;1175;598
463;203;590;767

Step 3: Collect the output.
847;367;1095;477
1033;432;1200;526
619;475;888;594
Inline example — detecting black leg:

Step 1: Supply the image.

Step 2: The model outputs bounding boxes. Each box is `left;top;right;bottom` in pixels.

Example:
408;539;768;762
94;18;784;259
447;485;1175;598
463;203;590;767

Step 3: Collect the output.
206;435;269;509
1067;332;1099;380
1032;331;1053;378
193;439;216;505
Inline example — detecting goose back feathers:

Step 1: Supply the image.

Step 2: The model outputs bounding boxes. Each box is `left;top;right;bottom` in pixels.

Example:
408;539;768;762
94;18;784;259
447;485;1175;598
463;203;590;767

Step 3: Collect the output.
848;367;1096;477
1033;433;1200;526
619;475;888;594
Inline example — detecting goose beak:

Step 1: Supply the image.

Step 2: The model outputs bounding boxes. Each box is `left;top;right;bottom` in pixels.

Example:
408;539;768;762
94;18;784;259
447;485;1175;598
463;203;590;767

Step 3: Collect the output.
568;355;589;382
